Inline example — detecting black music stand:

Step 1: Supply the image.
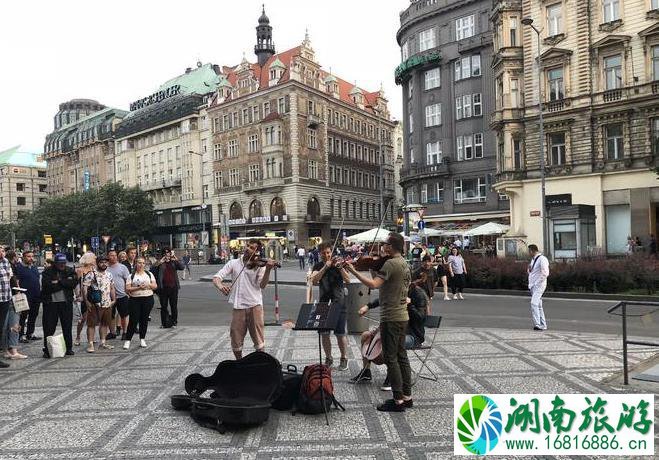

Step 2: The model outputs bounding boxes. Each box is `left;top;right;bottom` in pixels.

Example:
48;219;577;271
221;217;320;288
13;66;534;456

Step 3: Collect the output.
293;301;345;425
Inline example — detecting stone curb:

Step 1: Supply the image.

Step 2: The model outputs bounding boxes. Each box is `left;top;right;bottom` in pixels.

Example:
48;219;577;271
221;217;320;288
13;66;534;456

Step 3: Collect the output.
197;276;658;302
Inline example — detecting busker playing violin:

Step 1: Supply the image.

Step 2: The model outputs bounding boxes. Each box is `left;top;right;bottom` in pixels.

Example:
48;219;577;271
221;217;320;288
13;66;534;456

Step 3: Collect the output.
310;242;351;371
349;274;428;390
212;239;277;359
344;232;413;412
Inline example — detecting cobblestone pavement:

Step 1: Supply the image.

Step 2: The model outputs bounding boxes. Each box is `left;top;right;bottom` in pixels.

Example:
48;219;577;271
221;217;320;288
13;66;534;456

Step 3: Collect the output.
0;326;656;459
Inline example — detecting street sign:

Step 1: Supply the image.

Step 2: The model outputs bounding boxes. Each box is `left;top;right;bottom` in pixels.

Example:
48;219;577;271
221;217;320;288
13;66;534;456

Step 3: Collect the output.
83;170;90;191
91;236;100;249
530;210;541;217
102;235;111;244
44;234;52;245
287;229;296;241
417;208;425;218
418;220;425;230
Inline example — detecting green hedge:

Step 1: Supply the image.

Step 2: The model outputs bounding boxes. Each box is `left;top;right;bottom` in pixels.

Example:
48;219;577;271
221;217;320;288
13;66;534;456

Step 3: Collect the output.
463;255;659;294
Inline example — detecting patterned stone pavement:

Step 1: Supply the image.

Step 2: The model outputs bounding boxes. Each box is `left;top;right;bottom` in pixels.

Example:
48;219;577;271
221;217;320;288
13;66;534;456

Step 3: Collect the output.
0;326;656;459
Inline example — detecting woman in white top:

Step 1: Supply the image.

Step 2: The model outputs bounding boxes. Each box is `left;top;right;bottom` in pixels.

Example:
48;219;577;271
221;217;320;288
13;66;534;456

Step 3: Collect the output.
447;247;468;300
123;257;157;350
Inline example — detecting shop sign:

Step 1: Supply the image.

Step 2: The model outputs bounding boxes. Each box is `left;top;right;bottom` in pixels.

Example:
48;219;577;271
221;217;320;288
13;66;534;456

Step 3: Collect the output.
228;215;288;226
130;84;181;111
530;210;541;217
545;194;572;208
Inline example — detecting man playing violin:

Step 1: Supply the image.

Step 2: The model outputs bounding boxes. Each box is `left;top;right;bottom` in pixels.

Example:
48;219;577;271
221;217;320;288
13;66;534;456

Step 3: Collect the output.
344;232;413;412
212;239;277;359
310;242;351;371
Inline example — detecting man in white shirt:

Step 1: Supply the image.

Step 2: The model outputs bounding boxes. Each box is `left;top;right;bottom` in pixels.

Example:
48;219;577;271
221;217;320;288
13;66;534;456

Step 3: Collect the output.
527;244;550;331
213;240;276;358
453;238;463;249
296;246;306;270
462;236;470;250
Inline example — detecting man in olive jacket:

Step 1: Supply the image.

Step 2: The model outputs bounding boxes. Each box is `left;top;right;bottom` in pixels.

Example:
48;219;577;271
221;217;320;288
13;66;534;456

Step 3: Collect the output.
41;253;77;357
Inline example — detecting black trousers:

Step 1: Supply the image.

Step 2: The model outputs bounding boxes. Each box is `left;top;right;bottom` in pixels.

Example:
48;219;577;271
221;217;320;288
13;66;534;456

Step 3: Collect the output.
19;299;41;337
126;296;154;340
451;273;466;294
0;301;10;353
42;301;73;353
158;286;179;326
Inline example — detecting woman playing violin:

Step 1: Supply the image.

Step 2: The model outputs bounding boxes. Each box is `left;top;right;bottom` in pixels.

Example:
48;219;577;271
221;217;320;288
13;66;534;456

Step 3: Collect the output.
212;239;277;359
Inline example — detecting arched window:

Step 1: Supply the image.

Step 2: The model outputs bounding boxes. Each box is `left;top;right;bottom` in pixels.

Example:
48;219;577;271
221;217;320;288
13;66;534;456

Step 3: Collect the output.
249;199;263;218
307;197;320;219
271;197;286;217
229;202;243;219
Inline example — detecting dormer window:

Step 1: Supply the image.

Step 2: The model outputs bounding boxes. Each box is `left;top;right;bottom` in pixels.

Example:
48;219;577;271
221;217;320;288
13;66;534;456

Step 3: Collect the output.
270;69;277;80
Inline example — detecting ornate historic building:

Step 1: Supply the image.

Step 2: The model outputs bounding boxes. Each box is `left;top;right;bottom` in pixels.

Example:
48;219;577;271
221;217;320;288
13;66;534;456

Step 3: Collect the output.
491;0;659;256
113;62;221;249
0;146;48;223
44;99;126;195
206;9;396;246
396;0;509;228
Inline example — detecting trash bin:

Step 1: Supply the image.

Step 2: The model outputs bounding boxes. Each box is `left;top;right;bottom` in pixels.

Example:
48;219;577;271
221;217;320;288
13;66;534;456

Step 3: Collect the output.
345;279;371;334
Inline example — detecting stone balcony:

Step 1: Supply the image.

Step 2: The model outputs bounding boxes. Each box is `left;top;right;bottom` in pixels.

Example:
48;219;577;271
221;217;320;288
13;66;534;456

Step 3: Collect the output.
400;162;450;184
242;177;285;193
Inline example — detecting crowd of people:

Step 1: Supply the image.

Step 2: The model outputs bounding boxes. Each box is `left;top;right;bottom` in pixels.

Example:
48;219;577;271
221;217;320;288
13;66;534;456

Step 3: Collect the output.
0;245;190;368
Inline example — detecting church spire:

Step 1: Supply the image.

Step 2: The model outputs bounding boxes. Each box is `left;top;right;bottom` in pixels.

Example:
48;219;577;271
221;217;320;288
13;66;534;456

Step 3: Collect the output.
255;5;275;67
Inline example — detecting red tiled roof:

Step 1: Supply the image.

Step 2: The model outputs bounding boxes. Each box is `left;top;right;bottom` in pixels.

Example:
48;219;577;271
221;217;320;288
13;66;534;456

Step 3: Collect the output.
210;45;382;114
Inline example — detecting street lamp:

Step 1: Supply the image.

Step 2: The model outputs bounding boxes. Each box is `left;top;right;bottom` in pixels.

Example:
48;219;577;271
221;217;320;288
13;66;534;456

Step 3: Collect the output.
521;17;548;257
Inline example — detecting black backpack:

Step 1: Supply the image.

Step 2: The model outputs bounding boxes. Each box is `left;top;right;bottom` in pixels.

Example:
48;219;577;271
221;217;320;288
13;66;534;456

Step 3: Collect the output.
86;272;103;304
296;364;344;415
271;364;303;411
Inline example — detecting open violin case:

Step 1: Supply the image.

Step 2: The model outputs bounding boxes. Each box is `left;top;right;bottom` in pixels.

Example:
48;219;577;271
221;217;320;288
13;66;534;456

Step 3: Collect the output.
171;351;283;433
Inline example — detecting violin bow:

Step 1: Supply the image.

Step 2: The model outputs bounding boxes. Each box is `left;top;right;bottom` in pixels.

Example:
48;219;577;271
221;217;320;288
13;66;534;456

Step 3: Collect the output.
368;200;393;256
330;216;346;257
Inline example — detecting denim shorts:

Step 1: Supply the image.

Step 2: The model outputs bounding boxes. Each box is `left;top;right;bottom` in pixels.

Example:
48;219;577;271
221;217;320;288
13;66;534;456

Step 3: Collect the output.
319;302;347;337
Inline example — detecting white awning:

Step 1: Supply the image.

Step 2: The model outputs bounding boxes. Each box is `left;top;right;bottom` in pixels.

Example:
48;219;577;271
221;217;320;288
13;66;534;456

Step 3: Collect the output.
464;222;511;236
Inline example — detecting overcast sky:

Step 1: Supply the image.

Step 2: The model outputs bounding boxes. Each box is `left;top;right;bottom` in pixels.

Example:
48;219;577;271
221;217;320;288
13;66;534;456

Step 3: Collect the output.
0;0;410;153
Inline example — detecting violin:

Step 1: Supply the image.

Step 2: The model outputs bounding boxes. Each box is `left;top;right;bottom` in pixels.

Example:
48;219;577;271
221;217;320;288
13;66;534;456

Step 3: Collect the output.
339;255;392;272
246;258;281;269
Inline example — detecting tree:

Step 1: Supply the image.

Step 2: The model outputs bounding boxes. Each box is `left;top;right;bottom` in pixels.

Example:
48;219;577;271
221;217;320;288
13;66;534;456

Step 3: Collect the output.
14;183;155;247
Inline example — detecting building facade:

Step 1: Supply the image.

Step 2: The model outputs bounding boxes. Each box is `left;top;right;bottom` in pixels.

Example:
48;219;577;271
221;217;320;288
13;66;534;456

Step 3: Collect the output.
396;0;509;228
206;11;396;247
44;99;126;195
491;0;659;256
114;62;221;249
0;146;48;223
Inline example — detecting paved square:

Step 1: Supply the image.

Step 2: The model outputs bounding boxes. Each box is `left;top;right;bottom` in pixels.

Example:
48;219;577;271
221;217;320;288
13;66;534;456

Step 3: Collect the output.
0;325;655;459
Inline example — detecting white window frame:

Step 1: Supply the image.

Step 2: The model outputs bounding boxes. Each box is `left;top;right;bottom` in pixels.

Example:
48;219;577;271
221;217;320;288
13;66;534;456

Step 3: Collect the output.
546;3;562;36
227;140;238;157
473;93;482;116
550;132;566;165
456;136;464;161
308;160;318;179
426;141;442;165
454;176;487;203
602;0;620;23
419;28;436;52
408;112;414;133
213;143;222;160
248;134;259;153
420;183;428;203
214;171;223;189
456;96;463;119
547;67;564;100
511;78;519;107
425;103;442;127
463;94;472;118
472;55;481;76
424;67;441;90
464;134;474;160
249;164;260;182
474;133;484;158
410;147;415;164
604;54;623;90
456;15;475;40
402;40;409;61
606;124;624;160
307;128;317;149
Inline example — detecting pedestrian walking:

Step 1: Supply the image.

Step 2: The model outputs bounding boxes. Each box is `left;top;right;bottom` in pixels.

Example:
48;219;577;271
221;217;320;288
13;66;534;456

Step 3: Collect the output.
123;257;157;350
527;244;550;331
74;252;96;346
16;250;41;343
296;246;306;270
82;256;116;352
434;252;451;301
107;250;131;340
2;250;27;360
0;246;12;368
153;248;184;328
181;251;192;280
447;247;467;300
463;236;471;251
41;253;77;358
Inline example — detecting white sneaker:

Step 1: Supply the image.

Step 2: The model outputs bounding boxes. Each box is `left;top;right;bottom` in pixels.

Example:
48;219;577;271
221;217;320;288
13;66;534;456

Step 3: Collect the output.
443;295;451;301
453;294;458;300
140;339;147;348
123;341;130;350
458;293;464;300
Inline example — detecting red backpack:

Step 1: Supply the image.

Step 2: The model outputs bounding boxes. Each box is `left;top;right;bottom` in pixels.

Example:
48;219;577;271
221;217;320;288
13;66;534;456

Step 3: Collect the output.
296;364;344;414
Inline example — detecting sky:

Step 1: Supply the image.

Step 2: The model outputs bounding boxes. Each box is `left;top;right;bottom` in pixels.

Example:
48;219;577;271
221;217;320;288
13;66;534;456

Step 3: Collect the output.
0;0;410;153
